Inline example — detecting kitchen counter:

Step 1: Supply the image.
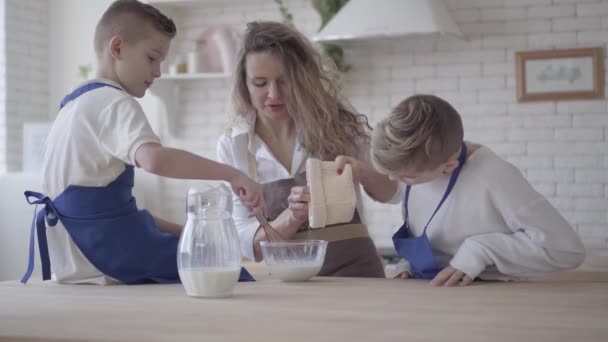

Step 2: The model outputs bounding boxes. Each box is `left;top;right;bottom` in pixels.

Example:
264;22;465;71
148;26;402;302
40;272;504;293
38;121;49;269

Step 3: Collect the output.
1;269;607;342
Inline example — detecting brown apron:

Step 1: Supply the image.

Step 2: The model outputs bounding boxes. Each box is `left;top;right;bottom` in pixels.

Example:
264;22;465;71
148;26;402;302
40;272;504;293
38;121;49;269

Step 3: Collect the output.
249;153;385;278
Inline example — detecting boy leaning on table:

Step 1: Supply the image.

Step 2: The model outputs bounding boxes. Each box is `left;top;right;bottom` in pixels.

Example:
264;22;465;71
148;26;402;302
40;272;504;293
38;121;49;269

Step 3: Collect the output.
371;94;585;286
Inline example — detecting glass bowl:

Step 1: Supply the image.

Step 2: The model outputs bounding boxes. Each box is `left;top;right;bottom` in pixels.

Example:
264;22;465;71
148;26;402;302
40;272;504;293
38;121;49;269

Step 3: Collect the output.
260;240;328;282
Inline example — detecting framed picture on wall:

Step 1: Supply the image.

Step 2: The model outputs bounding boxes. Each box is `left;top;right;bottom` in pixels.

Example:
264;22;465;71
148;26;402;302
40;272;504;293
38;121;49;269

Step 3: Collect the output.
515;47;604;102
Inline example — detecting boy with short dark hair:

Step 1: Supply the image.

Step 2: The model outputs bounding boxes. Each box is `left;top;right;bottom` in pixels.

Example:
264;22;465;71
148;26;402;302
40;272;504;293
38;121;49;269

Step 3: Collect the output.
23;0;263;285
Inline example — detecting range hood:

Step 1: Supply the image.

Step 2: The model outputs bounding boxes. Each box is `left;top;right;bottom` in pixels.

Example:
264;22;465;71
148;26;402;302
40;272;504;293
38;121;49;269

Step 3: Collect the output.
313;0;463;43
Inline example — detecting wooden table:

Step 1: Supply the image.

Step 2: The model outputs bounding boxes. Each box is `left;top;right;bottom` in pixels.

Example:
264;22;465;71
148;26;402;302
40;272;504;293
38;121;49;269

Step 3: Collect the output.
1;271;607;342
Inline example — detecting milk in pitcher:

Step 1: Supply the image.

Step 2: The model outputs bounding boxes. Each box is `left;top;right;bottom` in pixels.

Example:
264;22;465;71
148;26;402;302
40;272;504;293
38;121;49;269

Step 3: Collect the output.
180;267;240;298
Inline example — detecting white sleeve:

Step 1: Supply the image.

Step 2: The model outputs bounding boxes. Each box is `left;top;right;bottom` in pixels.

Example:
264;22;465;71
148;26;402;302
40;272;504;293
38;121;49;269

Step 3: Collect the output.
450;165;586;280
98;97;160;166
394;258;411;277
217;134;261;261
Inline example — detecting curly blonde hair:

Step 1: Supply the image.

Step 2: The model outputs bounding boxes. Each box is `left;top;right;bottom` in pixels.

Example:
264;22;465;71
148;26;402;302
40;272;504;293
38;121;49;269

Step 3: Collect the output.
372;94;463;174
230;21;370;160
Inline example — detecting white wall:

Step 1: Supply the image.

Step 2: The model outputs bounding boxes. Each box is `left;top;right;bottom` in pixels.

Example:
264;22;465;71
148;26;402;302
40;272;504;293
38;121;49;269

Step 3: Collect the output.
341;0;608;251
16;0;604;260
145;0;608;257
0;0;48;172
0;0;6;173
0;0;113;169
47;0;113;118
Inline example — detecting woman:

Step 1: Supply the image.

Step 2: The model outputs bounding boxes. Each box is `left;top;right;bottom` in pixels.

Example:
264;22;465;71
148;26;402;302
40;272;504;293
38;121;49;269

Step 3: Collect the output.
217;21;401;277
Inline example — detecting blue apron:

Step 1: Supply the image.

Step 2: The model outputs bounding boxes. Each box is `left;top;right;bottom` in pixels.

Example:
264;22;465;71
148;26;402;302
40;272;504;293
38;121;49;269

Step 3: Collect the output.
21;82;254;284
392;143;467;279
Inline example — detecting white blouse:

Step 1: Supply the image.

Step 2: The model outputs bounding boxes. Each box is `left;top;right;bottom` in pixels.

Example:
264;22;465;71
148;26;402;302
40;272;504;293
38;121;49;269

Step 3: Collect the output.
217;113;402;260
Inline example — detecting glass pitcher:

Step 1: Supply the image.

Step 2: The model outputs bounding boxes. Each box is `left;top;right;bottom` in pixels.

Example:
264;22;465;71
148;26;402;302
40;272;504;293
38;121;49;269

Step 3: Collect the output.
178;185;242;298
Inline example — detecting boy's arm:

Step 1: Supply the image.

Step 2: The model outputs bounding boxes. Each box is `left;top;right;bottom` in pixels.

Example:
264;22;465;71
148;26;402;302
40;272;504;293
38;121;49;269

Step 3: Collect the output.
216;136;263;261
134;142;265;212
153;215;182;237
136;142;239;181
353;156;399;202
450;214;585;281
334;155;400;203
450;179;586;280
359;164;400;203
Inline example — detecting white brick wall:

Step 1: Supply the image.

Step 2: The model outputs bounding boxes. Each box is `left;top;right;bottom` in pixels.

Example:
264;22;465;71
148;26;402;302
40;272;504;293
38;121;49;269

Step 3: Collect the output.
0;0;6;173
150;0;607;253
1;0;48;172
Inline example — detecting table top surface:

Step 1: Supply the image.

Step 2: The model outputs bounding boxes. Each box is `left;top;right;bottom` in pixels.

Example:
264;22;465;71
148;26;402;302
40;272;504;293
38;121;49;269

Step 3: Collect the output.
1;271;607;342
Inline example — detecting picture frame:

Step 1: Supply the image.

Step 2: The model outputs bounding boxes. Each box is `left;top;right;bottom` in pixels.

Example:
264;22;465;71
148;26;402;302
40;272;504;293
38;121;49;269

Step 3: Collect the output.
515;47;604;102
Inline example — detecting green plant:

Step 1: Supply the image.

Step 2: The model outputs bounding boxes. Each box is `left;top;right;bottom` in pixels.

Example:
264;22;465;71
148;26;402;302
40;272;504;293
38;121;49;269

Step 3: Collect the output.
312;0;349;29
274;0;351;73
78;64;92;80
312;0;351;73
274;0;293;25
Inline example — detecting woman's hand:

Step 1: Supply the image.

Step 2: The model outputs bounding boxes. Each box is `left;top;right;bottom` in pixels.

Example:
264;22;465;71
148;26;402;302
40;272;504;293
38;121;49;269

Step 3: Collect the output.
252;186;309;261
430;265;474;287
287;186;310;222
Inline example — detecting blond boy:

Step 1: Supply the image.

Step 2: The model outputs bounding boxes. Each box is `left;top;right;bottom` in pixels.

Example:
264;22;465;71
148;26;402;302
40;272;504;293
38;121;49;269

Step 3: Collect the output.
372;94;585;286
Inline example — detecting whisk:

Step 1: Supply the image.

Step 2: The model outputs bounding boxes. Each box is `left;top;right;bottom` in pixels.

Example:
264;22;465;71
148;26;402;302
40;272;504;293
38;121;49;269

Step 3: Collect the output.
255;212;301;257
254;212;286;242
239;188;285;242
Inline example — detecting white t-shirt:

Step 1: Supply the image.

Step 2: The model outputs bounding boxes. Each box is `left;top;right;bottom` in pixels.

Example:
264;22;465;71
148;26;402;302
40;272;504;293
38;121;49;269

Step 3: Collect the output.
41;79;160;284
395;145;586;280
216;112;402;261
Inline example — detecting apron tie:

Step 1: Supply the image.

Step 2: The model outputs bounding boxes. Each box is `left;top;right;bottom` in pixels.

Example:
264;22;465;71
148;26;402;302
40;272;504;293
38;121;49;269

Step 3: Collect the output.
21;191;60;283
21;82;120;284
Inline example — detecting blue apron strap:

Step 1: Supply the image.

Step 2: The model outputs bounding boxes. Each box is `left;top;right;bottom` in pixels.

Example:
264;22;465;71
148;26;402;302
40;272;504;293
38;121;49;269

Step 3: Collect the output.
21;191;59;283
403;143;468;235
21;204;38;283
60;82;121;109
239;267;255;282
421;143;467;233
403;185;412;228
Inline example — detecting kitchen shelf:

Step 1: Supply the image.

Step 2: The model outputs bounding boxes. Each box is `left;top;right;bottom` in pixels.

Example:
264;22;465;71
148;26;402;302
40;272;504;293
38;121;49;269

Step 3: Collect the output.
158;72;231;81
143;0;200;6
142;0;238;142
144;0;243;7
147;71;232;140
